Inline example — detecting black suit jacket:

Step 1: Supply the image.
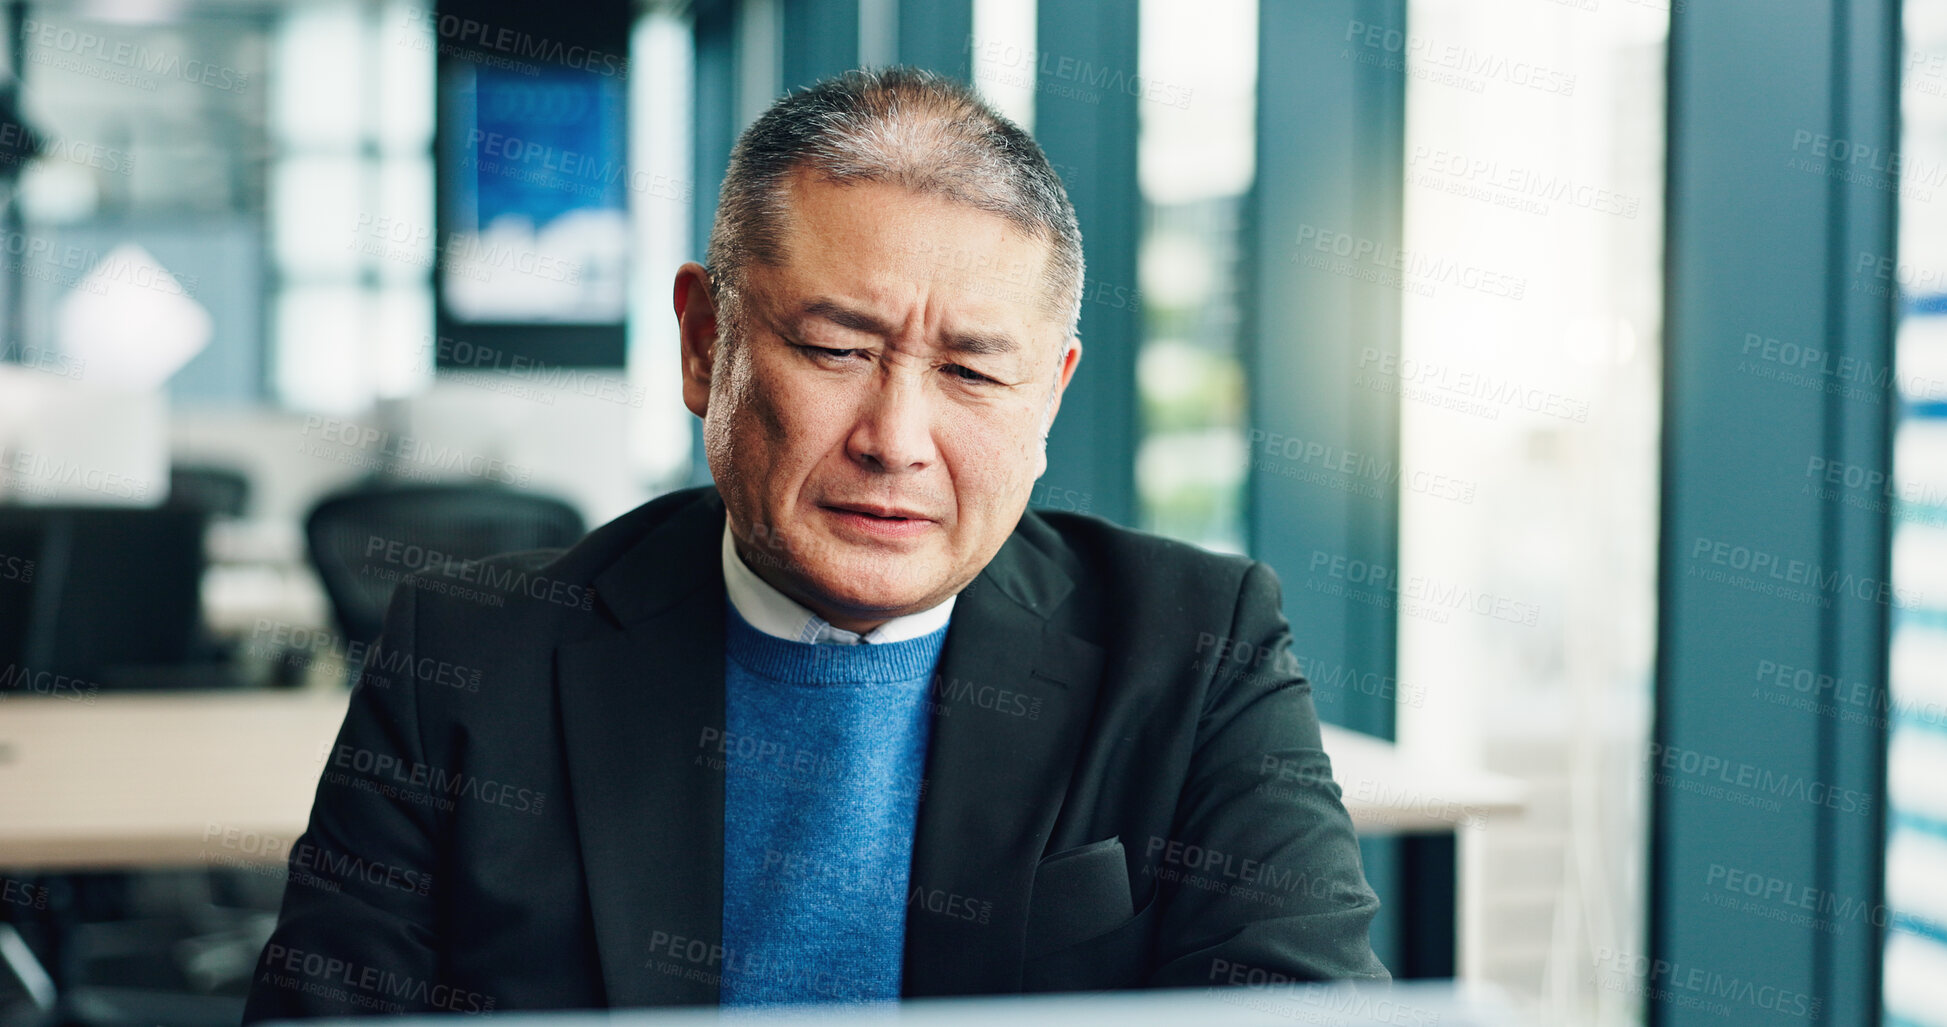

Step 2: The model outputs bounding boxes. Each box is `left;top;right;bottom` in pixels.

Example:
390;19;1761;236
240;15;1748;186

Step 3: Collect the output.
243;486;1386;1020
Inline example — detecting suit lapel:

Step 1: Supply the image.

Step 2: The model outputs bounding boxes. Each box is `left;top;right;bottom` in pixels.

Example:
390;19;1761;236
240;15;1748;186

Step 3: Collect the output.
558;492;728;1007
901;529;1105;996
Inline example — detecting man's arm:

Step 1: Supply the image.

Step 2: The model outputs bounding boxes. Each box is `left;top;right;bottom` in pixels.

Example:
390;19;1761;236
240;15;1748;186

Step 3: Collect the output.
1148;559;1390;987
242;584;446;1021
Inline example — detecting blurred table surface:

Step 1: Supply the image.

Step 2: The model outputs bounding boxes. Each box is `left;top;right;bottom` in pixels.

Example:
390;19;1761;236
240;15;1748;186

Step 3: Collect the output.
270;981;1531;1027
0;690;348;870
0;691;1525;871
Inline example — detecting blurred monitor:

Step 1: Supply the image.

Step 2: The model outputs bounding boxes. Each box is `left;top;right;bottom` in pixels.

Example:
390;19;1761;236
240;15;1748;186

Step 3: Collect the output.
436;63;628;368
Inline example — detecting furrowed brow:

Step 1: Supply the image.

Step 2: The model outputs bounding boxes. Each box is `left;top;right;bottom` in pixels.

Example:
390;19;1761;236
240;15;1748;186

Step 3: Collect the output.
941;330;1019;357
792;297;1022;357
794;298;894;337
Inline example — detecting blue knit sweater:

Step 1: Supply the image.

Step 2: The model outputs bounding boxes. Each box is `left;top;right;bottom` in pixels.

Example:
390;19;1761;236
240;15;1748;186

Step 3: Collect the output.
717;600;947;1006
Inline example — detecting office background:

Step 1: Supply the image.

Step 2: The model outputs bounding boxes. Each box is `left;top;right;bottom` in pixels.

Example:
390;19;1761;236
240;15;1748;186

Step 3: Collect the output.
0;0;1936;1025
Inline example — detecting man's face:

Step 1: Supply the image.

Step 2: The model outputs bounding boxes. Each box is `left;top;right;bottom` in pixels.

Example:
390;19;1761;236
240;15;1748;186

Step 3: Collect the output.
674;171;1081;633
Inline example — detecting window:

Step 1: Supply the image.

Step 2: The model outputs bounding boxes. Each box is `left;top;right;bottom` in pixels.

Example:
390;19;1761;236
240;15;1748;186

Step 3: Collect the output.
13;5;270;404
1395;1;1667;1018
269;0;433;413
1134;0;1253;553
1884;3;1947;1021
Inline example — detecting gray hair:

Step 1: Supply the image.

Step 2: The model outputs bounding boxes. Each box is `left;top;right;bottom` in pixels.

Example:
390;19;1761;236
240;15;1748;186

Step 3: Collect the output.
703;66;1085;346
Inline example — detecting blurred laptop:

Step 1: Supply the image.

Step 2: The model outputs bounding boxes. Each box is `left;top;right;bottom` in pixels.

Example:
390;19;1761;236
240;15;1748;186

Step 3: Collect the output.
268;981;1529;1027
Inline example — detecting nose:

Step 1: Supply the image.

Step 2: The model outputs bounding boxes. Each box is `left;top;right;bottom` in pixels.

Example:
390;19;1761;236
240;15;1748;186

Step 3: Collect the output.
845;369;939;474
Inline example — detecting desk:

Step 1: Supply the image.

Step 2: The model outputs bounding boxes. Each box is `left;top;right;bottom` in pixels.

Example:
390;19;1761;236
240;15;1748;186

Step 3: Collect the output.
1320;726;1528;980
0;691;347;870
0;693;1523;871
1320;724;1526;834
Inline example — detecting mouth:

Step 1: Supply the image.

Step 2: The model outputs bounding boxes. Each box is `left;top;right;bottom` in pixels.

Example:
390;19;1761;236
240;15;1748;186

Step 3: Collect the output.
819;502;938;538
823;502;931;521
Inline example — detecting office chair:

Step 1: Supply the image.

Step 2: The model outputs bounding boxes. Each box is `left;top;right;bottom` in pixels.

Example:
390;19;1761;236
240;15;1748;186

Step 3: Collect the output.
303;481;586;651
0;506;207;690
0;509;263;1026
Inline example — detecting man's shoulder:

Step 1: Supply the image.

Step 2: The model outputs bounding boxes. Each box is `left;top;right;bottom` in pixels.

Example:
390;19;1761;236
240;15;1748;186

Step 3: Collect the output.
1014;506;1261;613
1021;505;1248;565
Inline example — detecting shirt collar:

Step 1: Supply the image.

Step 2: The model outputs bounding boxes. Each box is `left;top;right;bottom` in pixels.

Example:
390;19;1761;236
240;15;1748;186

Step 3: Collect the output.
720;518;955;645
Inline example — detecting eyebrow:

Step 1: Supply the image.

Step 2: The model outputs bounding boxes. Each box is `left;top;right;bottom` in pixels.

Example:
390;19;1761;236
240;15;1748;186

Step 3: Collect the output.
792;298;1021;357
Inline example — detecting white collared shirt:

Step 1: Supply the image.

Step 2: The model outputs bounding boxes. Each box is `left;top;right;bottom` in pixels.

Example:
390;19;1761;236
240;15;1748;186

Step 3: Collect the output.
720;519;956;645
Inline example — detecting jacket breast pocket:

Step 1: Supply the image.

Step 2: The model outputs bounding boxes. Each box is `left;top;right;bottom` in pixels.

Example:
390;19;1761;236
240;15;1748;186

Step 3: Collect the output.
1023;836;1159;992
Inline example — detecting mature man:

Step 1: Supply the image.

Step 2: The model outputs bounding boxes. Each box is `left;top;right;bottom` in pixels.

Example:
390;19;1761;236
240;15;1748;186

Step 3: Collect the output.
243;67;1385;1019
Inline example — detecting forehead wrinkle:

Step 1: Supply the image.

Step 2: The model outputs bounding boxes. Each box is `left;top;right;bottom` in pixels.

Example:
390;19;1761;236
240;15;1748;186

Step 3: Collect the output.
794;297;895;337
769;173;1066;334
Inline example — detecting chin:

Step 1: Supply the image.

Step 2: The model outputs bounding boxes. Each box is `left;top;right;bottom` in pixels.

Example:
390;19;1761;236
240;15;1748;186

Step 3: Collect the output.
800;562;934;617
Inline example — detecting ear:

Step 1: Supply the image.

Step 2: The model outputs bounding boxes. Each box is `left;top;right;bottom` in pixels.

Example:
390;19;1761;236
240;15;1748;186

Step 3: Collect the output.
674;261;719;419
1041;335;1083;434
1033;335;1083;478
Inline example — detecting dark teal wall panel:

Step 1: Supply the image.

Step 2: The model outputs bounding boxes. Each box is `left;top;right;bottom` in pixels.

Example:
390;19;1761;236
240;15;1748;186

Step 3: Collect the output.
1654;2;1895;1023
1032;0;1143;530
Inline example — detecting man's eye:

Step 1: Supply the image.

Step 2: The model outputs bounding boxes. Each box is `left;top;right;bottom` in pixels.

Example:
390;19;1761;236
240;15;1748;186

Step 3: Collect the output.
797;345;860;362
945;364;997;384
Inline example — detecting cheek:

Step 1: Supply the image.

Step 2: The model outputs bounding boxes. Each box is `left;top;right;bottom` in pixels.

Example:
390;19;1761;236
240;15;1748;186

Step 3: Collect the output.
731;362;837;465
942;410;1043;507
741;364;795;445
